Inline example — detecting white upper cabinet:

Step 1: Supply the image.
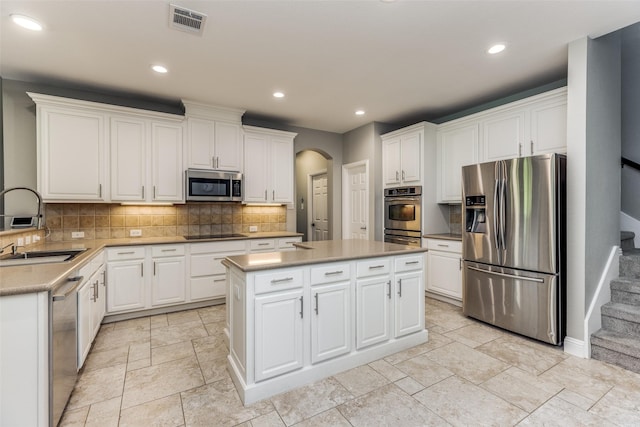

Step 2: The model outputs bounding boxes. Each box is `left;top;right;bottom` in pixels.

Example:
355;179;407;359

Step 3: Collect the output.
243;126;297;204
481;110;526;162
437;123;479;203
29;92;185;203
436;87;567;203
381;124;423;187
529;95;567;155
151;121;184;202
29;93;108;201
111;117;184;203
184;101;245;172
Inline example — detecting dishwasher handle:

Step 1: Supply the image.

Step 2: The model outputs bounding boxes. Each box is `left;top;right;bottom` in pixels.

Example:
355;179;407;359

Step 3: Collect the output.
53;275;84;301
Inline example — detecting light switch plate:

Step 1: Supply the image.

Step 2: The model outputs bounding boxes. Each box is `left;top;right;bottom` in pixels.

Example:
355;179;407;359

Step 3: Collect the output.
71;231;84;239
130;229;142;237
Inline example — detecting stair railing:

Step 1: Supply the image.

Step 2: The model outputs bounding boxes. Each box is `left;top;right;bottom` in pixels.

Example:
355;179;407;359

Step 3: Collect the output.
622;156;640;172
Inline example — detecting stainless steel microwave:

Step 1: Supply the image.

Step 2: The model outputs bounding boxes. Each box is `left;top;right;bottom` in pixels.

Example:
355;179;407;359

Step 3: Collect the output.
185;169;242;202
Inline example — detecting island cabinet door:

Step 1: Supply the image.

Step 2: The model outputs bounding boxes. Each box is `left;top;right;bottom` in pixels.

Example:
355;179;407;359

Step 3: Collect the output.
311;282;351;364
394;271;424;338
356;276;391;349
254;289;304;381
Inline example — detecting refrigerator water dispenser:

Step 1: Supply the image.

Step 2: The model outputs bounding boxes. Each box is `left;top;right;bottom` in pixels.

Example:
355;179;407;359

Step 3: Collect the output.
465;195;486;233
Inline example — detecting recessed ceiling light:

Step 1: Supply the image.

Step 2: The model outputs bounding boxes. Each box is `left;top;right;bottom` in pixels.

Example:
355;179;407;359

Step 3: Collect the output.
487;44;506;55
151;65;168;74
273;91;285;98
11;14;43;31
355;110;365;116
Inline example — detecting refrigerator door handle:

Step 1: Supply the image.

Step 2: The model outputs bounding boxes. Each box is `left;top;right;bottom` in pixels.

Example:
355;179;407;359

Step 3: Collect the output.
500;163;507;251
493;162;501;251
467;266;544;283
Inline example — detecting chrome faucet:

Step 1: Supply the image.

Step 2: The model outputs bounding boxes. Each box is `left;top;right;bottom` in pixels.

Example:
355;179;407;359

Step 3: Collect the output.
0;186;44;229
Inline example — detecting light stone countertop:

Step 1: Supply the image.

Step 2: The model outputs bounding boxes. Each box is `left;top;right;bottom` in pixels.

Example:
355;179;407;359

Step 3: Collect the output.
0;231;301;297
223;239;428;273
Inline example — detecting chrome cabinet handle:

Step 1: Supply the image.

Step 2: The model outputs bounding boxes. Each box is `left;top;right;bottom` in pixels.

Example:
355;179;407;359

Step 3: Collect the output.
405;260;419;265
270;277;294;284
369;265;385;270
518;143;522;157
437;243;449;247
153;186;157;199
386;280;391;299
402;170;405;180
212;156;216;168
272;190;275;200
258;243;270;246
153;261;156;275
213;278;226;283
324;270;343;276
395;171;399;181
142;185;145;199
98;184;102;198
118;251;135;255
264;189;267;200
398;278;402;297
299;296;304;318
161;248;177;252
459;258;462;270
530;140;534;155
141;263;144;277
314;293;319;315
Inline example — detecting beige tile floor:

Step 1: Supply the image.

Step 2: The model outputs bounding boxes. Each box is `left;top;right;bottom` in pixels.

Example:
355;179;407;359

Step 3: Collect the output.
60;298;640;426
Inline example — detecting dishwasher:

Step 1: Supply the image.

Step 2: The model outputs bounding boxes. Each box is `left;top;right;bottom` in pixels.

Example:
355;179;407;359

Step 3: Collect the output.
51;274;83;426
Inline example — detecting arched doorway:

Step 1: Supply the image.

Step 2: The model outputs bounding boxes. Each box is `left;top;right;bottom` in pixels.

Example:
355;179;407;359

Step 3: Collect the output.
295;149;332;241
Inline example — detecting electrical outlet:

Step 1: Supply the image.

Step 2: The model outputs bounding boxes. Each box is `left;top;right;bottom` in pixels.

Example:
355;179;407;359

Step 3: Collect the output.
25;236;31;245
249;225;258;232
33;235;41;243
71;231;84;239
17;237;25;246
129;229;142;237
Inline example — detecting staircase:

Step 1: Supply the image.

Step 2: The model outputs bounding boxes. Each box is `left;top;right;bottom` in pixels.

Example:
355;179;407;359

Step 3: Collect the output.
591;231;640;373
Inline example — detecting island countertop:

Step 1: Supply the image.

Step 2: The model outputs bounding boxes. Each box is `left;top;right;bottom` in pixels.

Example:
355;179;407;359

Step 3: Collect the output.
223;239;427;272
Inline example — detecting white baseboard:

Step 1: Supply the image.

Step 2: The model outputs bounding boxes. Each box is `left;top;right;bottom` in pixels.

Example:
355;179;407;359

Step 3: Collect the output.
563;337;587;358
621;211;640;247
577;245;620;359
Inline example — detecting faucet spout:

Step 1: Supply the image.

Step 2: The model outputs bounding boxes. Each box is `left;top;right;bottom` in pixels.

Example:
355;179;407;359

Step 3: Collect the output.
0;187;44;229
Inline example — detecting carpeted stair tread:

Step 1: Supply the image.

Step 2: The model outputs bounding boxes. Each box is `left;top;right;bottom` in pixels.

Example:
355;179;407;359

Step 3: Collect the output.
611;277;640;293
592;329;640;359
601;302;640;321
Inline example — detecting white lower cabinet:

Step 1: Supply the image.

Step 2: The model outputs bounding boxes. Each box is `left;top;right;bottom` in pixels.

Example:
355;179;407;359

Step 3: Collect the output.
355;276;391;349
77;262;106;368
310;262;352;363
255;288;305;382
394;254;425;338
424;238;463;301
106;248;146;313
190;240;246;301
151;245;186;306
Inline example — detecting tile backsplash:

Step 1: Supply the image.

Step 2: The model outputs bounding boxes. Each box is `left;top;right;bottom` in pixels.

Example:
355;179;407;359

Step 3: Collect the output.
449;204;462;235
44;203;287;242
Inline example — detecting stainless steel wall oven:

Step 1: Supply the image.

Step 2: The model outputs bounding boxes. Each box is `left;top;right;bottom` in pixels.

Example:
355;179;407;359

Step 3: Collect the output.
383;186;422;247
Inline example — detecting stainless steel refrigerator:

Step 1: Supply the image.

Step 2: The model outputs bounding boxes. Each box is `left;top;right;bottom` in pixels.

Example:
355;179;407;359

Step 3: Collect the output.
461;153;566;345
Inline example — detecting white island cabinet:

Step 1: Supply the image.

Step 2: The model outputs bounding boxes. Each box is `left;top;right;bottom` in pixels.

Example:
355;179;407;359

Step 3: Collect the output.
224;239;428;405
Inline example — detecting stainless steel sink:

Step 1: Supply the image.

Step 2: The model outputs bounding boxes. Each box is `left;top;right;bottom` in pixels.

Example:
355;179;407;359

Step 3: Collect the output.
0;249;87;267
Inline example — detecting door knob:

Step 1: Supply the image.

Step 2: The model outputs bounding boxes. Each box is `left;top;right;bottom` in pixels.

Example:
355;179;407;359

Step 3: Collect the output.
360;226;367;230
311;223;316;227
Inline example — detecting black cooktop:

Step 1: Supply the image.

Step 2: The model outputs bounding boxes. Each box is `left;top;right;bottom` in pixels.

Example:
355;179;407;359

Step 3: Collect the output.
184;233;245;240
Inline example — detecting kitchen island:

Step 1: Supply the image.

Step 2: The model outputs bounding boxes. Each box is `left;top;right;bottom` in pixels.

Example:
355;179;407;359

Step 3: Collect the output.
223;239;428;404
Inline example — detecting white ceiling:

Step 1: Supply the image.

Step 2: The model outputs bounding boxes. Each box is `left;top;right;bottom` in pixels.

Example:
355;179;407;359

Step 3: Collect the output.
2;1;640;134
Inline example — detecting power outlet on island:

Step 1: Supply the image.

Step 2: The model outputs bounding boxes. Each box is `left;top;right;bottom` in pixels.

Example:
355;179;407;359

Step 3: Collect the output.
129;229;142;237
249;225;258;232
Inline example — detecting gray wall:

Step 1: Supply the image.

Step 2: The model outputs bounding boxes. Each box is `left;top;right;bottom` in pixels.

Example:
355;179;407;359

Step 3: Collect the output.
342;123;381;240
0;77;4;217
295;150;328;241
584;33;622;309
566;33;622;341
621;23;640;220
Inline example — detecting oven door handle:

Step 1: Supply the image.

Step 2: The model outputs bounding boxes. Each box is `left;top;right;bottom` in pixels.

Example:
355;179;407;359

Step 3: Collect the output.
386;197;421;202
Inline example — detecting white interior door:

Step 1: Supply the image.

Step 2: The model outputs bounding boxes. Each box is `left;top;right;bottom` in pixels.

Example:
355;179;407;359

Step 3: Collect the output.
342;161;369;240
311;173;329;241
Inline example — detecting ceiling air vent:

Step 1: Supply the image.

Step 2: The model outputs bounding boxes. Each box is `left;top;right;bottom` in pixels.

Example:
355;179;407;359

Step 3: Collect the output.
169;4;207;35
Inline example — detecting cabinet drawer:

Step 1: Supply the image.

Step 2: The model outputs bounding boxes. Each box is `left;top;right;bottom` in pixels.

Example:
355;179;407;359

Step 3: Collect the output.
425;239;462;253
151;245;185;258
79;250;105;278
255;268;304;294
310;263;351;285
107;246;145;261
191;250;244;277
394;254;424;273
190;240;246;254
250;239;276;252
356;258;391;278
278;237;302;250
